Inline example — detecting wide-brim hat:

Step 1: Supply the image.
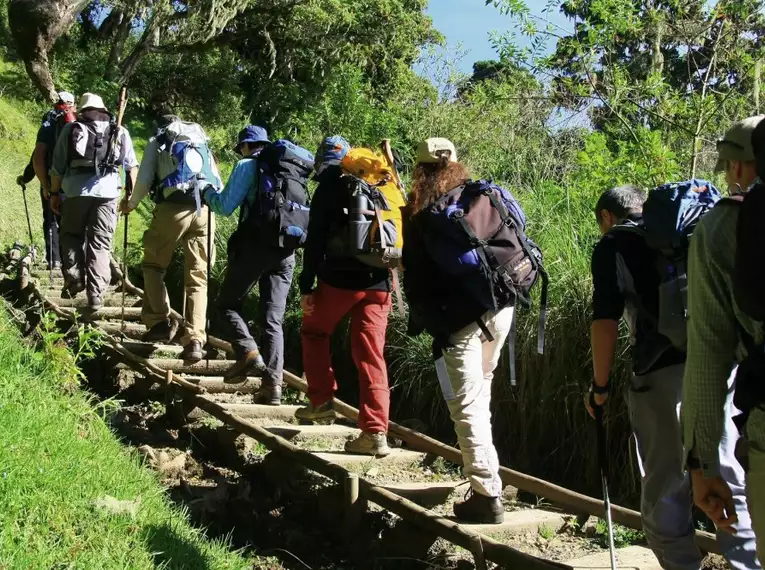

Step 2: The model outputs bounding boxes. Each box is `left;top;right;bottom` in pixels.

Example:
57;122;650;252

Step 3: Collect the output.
714;115;765;172
78;92;108;112
416;138;458;164
235;125;270;153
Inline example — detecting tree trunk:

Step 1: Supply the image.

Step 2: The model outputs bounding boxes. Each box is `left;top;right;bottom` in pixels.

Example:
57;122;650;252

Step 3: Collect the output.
104;10;134;80
7;0;90;102
117;10;160;85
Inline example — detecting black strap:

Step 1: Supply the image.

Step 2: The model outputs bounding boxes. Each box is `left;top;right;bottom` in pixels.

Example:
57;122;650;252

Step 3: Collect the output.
476;319;495;343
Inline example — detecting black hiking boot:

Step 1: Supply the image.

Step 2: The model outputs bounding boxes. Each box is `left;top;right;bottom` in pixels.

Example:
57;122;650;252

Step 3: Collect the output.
453;489;504;524
253;383;282;406
181;340;204;363
141;319;179;344
223;349;266;380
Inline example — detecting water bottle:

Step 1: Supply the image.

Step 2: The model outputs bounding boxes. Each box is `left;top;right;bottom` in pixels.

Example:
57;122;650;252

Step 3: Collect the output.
350;191;370;254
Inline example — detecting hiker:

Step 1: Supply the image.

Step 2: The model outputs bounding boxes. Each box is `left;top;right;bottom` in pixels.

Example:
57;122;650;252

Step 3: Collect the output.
402;138;546;524
16;91;77;269
49;93;138;314
120;114;222;361
683;115;765;563
586;181;760;569
204;126;312;404
295;137;403;457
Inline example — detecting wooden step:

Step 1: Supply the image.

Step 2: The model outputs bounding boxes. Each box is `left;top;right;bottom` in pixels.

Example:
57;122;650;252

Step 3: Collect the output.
264;424;359;448
181;376;261;394
96;321;146;339
315;449;425;469
47;294;141;308
146;358;237;375
565;545;659;570
186;403;302;423
463;509;568;540
379;481;462;508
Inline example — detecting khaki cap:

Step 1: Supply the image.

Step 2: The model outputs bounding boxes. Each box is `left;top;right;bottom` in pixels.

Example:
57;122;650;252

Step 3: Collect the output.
416;138;458;164
715;115;765;171
78;93;108;112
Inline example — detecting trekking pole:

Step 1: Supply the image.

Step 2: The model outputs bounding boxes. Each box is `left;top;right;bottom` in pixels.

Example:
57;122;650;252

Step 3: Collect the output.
121;213;129;333
593;396;618;570
48;223;53;288
19;182;35;251
205;205;213;368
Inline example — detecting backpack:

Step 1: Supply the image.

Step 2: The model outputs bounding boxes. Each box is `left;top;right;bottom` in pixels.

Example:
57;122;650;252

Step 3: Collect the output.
68;114;117;177
245;139;314;250
419;179;548;383
619;179;722;351
153;120;220;214
729;183;765;429
329;148;406;269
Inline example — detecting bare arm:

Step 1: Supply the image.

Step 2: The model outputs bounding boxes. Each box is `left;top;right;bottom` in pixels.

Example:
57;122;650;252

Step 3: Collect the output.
33;143;50;196
591;319;619;389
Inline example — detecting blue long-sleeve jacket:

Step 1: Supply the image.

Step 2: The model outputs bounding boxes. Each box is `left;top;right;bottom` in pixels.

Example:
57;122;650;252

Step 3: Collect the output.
206;157;258;217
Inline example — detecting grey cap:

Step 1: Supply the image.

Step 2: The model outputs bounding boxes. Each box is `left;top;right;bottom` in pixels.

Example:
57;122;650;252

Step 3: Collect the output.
715;115;765;171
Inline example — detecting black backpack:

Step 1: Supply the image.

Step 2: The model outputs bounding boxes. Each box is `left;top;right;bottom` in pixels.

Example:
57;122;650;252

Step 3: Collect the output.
241;139;314;250
731;184;765;428
68;114;118;177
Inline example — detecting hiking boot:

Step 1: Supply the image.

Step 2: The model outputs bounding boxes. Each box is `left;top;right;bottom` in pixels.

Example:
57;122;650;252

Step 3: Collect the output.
223;349;266;380
344;432;391;457
141;319;179;343
80;302;102;323
453;489;504;524
181;340;203;363
253;383;282;406
295;401;336;423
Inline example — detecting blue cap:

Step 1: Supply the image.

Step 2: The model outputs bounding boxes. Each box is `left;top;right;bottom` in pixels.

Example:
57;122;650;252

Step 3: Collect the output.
235;125;270;153
316;135;350;169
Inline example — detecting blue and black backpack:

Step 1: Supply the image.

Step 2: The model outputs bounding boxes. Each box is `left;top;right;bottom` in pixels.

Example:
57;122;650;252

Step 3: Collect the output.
243;139;314;250
616;179;722;351
152;120;220;213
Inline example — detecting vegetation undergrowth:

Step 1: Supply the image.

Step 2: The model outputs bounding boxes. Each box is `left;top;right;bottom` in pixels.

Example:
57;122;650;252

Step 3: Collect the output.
0;305;265;569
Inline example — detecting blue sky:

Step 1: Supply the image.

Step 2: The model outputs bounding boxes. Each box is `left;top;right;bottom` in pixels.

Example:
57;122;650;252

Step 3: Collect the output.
425;0;572;74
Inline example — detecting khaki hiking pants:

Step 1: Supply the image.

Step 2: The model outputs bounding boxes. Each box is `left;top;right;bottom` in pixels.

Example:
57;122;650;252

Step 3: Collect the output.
60;196;118;306
142;202;215;346
434;306;515;498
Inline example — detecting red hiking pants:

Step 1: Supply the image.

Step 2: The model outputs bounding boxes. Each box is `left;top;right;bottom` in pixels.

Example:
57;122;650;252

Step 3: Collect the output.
301;282;392;433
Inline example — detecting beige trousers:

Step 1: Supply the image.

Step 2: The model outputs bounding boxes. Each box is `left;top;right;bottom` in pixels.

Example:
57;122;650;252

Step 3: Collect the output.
434;307;515;498
141;202;215;345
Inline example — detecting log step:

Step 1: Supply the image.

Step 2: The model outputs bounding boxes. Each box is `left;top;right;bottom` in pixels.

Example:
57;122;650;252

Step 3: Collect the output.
181;376;261;394
463;509;568;540
378;481;462;508
96;321;146;339
147;358;237;375
264;424;359;448
564;545;659;570
315;449;425;469
47;294;142;308
186;403;302;423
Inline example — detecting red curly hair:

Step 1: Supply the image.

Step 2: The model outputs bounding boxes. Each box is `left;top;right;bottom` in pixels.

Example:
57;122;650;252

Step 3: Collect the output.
410;157;471;213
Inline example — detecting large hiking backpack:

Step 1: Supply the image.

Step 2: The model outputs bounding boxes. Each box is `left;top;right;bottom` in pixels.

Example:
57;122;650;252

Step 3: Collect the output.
153;120;220;214
420;179;548;381
729;183;765;428
634;179;722;351
329;148;406;269
247;139;314;249
68;114;118;177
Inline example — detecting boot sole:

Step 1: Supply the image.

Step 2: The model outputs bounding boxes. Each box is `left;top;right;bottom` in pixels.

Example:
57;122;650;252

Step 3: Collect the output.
452;512;505;525
344;448;392;458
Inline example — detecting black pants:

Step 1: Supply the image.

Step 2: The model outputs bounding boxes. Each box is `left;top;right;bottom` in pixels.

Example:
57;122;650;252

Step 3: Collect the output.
216;230;295;386
40;188;61;266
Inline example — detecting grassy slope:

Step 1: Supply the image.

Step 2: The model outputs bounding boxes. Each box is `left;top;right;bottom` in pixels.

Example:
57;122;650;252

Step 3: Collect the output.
0;57;265;569
0;312;264;569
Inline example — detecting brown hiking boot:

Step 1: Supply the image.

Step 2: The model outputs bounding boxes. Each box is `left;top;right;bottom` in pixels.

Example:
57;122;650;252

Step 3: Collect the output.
181;340;204;363
223;349;266;380
295;401;335;424
253;383;282;406
453;489;504;524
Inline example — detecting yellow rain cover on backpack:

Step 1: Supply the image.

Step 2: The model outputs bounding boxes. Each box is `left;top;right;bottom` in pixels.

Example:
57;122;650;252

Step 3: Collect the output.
340;148;405;249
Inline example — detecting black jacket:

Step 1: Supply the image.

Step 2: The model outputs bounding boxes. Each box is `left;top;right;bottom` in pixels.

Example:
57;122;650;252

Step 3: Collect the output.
298;163;390;294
